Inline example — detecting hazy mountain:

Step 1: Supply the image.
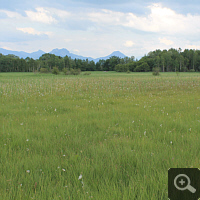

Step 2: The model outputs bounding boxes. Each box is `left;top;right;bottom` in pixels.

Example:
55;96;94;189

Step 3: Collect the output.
94;51;127;62
49;48;94;61
0;48;127;61
0;48;45;59
29;50;46;59
49;48;70;57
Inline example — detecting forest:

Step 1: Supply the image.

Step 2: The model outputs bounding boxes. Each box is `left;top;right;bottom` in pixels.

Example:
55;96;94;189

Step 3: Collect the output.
0;48;200;73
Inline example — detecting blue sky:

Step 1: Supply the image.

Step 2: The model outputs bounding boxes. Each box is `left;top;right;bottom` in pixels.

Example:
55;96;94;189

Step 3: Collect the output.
1;0;200;58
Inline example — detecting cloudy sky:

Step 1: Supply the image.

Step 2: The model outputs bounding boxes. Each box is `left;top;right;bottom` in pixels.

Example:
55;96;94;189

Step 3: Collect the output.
1;0;200;58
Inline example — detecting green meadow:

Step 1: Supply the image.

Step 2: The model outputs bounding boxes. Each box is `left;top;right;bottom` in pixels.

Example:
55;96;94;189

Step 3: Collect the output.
1;72;200;199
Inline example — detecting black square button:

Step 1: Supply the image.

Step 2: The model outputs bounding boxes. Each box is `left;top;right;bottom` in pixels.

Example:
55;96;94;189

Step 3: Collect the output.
168;168;200;200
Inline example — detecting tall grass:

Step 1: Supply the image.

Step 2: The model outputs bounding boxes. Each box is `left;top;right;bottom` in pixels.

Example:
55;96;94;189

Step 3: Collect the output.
0;72;200;199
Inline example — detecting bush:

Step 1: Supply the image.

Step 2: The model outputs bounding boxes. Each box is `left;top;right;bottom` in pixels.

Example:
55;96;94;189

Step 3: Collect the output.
40;68;49;73
152;67;160;76
70;68;81;75
127;70;131;73
76;69;81;75
181;67;187;72
63;68;81;75
83;72;91;75
63;68;70;75
115;64;129;72
134;62;150;72
52;67;59;75
189;69;195;72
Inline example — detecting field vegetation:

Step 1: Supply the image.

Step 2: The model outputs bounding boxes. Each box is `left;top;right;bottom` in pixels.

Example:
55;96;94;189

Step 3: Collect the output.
1;72;200;199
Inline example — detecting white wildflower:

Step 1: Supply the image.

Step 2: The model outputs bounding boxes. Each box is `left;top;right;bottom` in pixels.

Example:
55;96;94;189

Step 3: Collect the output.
26;170;30;173
78;174;82;180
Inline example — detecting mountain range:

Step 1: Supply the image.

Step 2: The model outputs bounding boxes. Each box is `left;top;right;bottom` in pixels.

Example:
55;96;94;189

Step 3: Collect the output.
0;48;127;62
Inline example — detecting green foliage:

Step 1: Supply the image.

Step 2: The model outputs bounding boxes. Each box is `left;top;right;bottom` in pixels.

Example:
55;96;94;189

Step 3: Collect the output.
40;67;49;73
83;72;91;75
63;68;81;75
135;62;150;72
189;69;195;72
181;66;187;72
70;68;81;75
69;68;75;75
52;67;59;75
62;68;68;75
152;67;160;76
115;64;129;72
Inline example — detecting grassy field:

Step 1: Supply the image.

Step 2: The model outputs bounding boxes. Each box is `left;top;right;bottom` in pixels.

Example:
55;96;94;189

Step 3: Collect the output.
0;72;200;199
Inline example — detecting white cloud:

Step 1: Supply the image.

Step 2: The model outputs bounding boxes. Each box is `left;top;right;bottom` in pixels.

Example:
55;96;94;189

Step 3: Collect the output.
159;38;174;46
86;4;200;36
16;27;52;36
64;39;72;43
87;9;125;25
186;45;200;50
47;8;71;20
25;7;71;24
1;46;13;50
72;49;80;54
25;7;57;24
124;40;135;47
0;9;22;19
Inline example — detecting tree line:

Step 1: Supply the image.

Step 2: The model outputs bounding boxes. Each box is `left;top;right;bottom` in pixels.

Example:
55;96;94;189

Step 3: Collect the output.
0;48;200;73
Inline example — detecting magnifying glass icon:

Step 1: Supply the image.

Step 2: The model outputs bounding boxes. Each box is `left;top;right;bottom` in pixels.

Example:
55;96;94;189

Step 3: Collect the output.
174;174;196;193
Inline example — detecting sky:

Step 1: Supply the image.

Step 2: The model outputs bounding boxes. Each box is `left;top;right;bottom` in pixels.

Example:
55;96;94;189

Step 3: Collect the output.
1;0;200;59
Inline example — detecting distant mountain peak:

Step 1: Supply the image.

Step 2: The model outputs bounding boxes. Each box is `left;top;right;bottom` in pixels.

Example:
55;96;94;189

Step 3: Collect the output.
0;47;127;61
109;51;126;57
49;48;70;57
93;51;127;62
37;50;45;53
